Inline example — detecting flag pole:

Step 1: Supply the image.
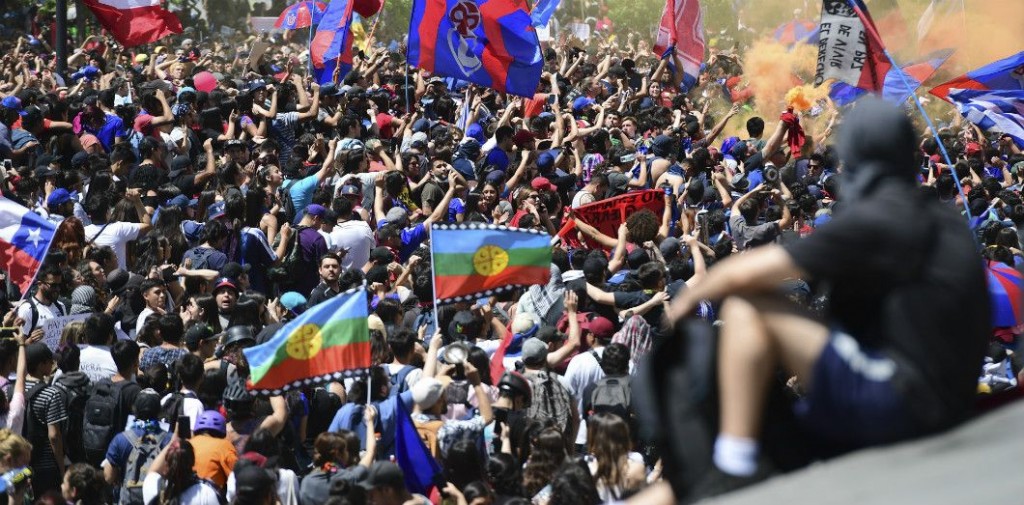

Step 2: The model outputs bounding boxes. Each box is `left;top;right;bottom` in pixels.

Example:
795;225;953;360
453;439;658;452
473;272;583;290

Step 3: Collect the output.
841;0;971;220
363;0;388;53
429;224;440;345
880;50;971;220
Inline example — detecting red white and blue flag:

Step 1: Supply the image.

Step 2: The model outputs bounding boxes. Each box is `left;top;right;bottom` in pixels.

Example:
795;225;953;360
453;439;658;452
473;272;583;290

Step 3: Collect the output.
829;48;954;105
310;0;356;85
653;0;705;88
407;0;543;97
929;51;1024;101
0;198;55;297
82;0;182;47
813;0;891;92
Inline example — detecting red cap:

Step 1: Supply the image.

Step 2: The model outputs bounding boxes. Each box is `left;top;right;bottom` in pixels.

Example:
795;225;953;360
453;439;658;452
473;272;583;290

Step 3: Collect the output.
582;316;616;341
133;114;154;135
966;142;982;156
513;129;536;148
531;176;557;192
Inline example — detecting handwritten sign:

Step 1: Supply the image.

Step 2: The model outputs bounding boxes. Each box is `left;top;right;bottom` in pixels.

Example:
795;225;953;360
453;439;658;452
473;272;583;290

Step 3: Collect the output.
43;314;129;352
559;190;665;248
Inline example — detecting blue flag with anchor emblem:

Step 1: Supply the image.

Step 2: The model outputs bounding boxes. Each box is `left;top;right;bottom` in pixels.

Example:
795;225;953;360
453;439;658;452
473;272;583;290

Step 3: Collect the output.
407;0;543;97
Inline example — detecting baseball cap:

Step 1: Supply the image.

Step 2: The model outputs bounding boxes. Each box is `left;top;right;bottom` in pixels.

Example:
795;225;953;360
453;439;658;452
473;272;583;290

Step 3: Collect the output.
572;96;596;112
169;155;192;177
234;465;277;498
207;202;226;220
521;338;548;367
184;324;217;349
359;462;406;491
306;204;326;217
34;166;57;179
339;184;362;197
0;96;26;116
133;389;162;420
134;54;149;64
513;129;536;148
582;316;616;341
280;291;307;313
531;177;557;192
626;248;650;270
537;149;558;171
383;207;408;227
46;189;72;209
411;377;446;410
659;237;682;260
213;277;239;293
369;246;396;264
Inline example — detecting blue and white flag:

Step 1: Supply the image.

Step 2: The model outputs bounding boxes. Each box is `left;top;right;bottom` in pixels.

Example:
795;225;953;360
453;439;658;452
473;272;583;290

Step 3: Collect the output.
949;89;1024;149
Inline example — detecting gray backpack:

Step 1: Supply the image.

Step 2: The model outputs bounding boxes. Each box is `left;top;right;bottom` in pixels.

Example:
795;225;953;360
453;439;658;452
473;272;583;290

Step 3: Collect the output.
120;429;168;505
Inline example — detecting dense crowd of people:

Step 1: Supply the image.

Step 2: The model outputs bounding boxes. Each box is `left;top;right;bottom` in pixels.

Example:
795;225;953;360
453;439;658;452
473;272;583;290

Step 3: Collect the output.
0;3;1021;505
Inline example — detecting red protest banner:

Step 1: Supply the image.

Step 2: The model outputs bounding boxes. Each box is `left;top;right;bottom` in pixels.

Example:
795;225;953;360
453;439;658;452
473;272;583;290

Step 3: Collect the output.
558;190;665;249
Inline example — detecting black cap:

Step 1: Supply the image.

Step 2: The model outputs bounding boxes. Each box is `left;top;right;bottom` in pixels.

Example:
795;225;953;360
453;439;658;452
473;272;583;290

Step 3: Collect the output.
359;462;405;491
184;324;217;349
369;247;395;264
133;389;162;420
33;165;57;179
169;155;192;177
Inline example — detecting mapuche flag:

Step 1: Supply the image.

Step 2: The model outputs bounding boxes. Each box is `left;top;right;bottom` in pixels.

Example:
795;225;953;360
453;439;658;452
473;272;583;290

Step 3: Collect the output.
243;286;371;394
430;224;551;304
813;0;892;92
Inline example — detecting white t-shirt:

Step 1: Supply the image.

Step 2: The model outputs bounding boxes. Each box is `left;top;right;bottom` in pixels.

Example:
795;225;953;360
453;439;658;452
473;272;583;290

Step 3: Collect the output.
84;221;143;269
78;345;118;383
330;220;374;270
143;473;221;505
160;389;204;430
16;298;64;335
565;347;605;445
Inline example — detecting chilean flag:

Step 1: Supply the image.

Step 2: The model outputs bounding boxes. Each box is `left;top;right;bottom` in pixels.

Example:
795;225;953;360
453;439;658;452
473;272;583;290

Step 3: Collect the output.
653;0;706;89
929;51;1024;102
82;0;183;48
0;198;56;297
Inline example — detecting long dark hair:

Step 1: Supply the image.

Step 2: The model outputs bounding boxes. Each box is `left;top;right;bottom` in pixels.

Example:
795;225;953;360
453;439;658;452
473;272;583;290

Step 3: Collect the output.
161;440;198;505
444;437;484;490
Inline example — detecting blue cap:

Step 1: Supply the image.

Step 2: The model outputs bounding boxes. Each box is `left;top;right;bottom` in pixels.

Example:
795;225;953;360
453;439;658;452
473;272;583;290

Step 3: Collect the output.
466;123;486;144
572;96;595;112
207;201;226;220
1;96;26;116
71;65;101;81
181;221;204;242
164;194;190;209
46;188;72;208
177;86;196;98
537;149;559;171
280;291;307;312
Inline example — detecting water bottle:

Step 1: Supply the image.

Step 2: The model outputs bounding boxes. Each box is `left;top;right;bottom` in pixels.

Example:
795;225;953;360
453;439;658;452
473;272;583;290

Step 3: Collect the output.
0;467;31;493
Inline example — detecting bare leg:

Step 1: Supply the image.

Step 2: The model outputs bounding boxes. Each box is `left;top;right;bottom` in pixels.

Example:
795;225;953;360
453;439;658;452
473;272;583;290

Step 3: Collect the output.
718;294;829;440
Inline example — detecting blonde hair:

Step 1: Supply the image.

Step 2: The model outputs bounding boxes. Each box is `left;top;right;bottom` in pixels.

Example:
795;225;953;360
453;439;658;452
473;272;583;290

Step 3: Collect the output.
0;429;32;465
60;321;86;347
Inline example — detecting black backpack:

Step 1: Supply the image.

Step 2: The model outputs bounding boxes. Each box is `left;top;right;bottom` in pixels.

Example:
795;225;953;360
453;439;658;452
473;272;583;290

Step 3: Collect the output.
53;371;91;463
82;379;135;466
159;390;197;432
280;179;300;225
25;297;66;334
272;224;309;288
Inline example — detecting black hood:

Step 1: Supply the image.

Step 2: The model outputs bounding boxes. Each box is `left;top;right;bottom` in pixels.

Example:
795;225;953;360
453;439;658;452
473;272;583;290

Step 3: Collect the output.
837;98;918;201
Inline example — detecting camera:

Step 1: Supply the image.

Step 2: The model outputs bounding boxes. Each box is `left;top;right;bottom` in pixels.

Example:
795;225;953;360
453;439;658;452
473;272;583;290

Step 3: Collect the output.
763;165;780;187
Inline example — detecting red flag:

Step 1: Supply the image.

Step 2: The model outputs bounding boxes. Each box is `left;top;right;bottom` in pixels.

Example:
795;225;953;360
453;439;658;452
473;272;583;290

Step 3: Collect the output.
82;0;182;48
652;0;705;84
